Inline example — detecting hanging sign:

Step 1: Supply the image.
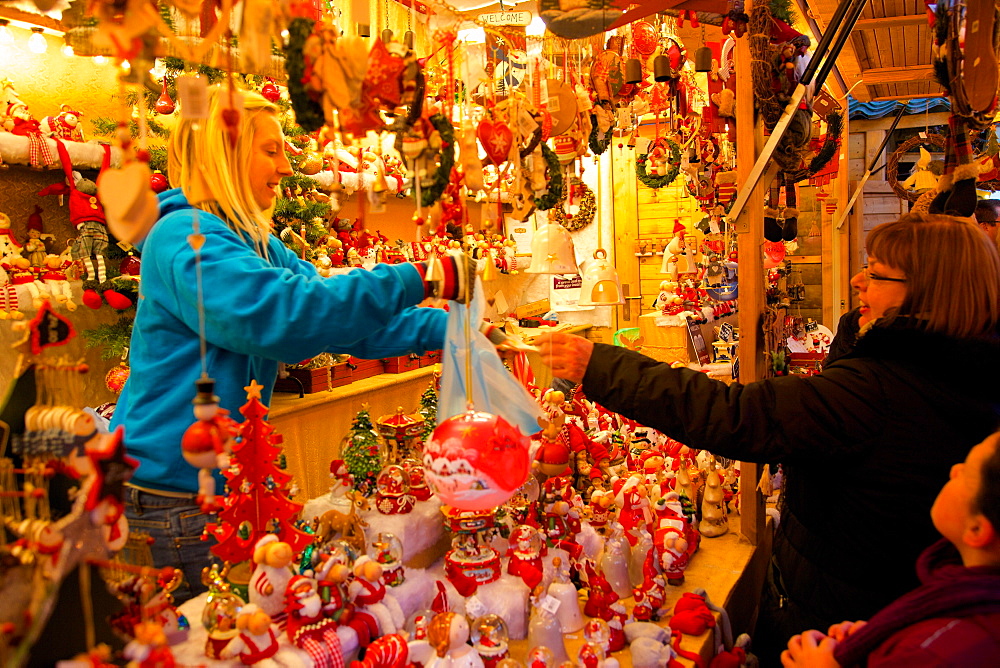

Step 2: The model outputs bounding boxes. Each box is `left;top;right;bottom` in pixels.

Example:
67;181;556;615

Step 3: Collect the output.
479;11;532;26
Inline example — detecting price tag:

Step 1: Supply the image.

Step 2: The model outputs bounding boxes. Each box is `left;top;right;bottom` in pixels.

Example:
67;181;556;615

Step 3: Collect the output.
466;595;488;618
519;109;539;136
634;137;652;155
494;289;509;314
547;95;560;113
540;595;562;615
176;75;209;120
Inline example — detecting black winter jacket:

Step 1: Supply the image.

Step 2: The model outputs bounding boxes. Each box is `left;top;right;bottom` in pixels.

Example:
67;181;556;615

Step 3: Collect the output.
582;323;1000;622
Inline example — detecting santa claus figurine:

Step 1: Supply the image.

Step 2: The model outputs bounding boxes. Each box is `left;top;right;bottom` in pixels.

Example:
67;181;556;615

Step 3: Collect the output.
5;102;56;169
221;603;280;667
631;552;666;622
614;475;651;546
506;524;545;590
180;377;238;512
249;535;295;620
284;575;344;668
349;555;405;636
375;464;416;515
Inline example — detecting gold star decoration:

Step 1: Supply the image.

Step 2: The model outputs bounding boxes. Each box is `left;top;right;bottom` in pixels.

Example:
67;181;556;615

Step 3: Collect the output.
245;379;264;400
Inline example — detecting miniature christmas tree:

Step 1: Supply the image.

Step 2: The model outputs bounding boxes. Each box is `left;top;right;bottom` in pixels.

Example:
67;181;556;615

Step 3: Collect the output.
206;382;312;564
416;379;438;445
341;405;384;496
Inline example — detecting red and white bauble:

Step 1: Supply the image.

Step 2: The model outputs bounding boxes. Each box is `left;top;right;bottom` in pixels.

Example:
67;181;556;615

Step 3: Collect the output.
422;410;531;511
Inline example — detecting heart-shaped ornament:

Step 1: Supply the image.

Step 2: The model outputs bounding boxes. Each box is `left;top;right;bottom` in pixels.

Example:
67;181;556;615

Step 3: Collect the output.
98;162;160;244
477;119;514;166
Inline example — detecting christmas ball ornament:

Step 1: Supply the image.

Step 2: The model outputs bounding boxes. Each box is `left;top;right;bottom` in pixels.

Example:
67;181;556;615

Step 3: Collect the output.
260;79;281;103
632;21;659;56
119;253;141;276
422;410;531;511
155;78;176;115
105;362;130;393
149;170;168;193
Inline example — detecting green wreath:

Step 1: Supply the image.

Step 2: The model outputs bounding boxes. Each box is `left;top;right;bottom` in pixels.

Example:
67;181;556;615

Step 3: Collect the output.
588;113;615;156
284;18;325;134
419;114;456;208
635;139;680;189
533;144;564;211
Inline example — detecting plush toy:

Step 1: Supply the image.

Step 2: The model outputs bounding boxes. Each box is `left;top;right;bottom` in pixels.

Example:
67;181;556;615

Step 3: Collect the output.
41;105;85;142
249;535;295;618
5;102;57;169
180;377;238;512
284;575;344;668
22;206;50;268
40;253;76;311
1;254;47;309
349;555;405;636
221;603;281;667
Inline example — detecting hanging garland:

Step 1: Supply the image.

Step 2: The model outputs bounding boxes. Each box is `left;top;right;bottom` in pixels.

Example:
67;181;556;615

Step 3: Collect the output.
588;113;615;155
886;133;947;202
533;144;564;211
284;18;325;134
548;176;596;231
635;138;681;189
420;114;456;208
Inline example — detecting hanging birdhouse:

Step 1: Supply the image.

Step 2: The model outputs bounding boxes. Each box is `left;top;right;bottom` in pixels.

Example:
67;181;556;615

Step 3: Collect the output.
376;407;426;463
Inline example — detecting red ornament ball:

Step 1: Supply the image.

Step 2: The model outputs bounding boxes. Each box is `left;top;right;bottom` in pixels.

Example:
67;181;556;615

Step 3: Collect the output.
105;363;130;394
261;81;281;103
422;410;531;511
150;171;168;193
119;254;141;276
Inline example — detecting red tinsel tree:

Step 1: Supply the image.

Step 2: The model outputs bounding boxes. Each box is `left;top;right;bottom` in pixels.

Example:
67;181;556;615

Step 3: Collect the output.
206;382;312;564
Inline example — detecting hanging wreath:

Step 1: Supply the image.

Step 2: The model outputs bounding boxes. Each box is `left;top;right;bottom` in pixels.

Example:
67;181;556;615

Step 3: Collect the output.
548;176;596;231
533;144;564;211
588;113;615;155
887;133;947;202
420;114;456;208
284;18;325;133
636;138;681;189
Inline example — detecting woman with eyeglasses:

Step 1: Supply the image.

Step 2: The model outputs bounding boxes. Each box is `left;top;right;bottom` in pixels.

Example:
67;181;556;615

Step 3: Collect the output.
538;213;1000;664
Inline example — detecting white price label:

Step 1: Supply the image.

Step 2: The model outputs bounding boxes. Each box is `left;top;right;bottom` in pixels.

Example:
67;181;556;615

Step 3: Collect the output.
466;595;488;618
176;76;209;120
540;595;562;615
634;137;652;155
519;109;539;136
547;95;560;113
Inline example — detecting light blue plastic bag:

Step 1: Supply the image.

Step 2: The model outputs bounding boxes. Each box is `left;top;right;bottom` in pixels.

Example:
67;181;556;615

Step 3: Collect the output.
438;278;544;436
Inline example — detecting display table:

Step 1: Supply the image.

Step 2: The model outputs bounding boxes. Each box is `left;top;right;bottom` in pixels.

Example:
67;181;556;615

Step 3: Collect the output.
270;367;437;500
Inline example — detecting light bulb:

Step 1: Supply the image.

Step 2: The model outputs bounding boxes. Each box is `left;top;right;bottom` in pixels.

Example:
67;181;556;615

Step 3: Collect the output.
61;44;74;57
526;16;546;37
28;27;47;55
0;20;14;47
93;55;107;65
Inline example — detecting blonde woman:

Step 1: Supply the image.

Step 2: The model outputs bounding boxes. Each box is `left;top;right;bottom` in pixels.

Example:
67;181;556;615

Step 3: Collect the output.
113;89;472;602
539;213;1000;664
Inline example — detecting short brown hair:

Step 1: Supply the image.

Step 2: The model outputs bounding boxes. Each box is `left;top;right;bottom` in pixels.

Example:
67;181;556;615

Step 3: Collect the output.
866;213;1000;338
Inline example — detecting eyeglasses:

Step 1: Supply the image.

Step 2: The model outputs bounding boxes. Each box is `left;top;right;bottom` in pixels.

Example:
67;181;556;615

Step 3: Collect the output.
862;265;907;283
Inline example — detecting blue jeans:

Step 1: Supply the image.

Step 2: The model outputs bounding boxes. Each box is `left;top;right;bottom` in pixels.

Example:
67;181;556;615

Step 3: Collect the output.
124;487;217;605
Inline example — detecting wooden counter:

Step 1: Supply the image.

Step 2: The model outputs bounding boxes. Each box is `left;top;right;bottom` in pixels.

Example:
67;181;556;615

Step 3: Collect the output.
270;367;437;500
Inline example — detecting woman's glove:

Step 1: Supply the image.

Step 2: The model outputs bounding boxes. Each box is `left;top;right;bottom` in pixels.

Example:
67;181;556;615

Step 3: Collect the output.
422;249;479;303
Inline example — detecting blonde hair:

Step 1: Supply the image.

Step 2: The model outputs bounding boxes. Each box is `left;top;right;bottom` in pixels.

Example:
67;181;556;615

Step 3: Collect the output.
167;88;280;256
866;212;1000;338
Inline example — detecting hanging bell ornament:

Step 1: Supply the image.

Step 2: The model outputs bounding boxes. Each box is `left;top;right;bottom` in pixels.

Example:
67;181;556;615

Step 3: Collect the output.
404;31;415;49
358;23;371;37
694;46;713;73
382;28;394;43
624;58;643;85
653;55;671;82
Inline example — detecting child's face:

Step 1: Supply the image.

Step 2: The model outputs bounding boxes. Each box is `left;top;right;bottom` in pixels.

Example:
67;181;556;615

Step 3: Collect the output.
931;432;999;544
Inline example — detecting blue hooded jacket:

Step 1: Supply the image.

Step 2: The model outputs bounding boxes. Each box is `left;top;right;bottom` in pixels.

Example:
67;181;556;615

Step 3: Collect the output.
111;189;447;494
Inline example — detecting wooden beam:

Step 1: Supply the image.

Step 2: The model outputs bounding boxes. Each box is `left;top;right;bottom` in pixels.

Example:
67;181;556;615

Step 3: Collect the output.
793;0;847;97
862;65;936;85
811;0;870;102
849;111;949;131
869;92;946;102
853;14;926;30
734;14;766;547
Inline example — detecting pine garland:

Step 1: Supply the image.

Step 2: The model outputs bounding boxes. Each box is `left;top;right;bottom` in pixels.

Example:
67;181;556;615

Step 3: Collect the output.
533;144;564;211
588;113;615;156
420;114;456;208
82;315;134;360
285;18;325;133
635;139;681;189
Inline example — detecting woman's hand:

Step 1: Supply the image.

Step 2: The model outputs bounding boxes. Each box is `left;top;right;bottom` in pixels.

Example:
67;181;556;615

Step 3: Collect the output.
826;620;867;642
781;631;841;668
536;333;594;384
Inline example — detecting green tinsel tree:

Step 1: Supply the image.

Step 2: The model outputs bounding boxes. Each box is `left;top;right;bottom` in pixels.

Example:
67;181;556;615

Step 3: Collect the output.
416;381;438;444
342;406;384;496
768;0;797;25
